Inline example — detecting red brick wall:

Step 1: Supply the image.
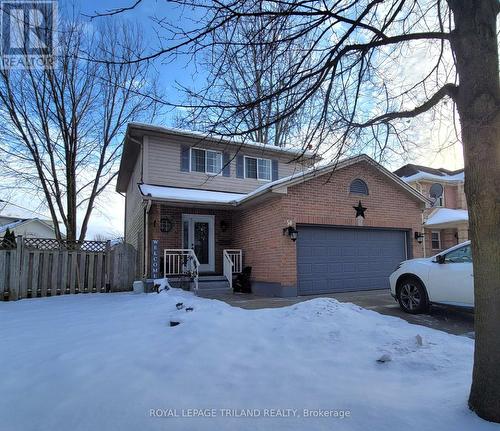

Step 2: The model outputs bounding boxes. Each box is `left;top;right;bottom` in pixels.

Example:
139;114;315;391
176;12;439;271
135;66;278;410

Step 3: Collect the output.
147;204;234;275
416;181;465;217
235;161;424;290
232;198;286;284
146;161;425;290
424;228;459;256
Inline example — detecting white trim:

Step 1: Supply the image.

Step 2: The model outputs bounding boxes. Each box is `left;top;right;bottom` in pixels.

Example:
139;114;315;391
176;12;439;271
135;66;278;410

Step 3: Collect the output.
181;214;215;272
190;147;223;176
431;230;441;250
244;155;271;181
139;154;430;207
127;122;316;158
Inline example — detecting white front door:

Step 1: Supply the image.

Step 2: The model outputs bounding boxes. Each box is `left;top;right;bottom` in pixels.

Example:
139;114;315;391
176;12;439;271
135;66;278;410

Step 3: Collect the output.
182;214;215;273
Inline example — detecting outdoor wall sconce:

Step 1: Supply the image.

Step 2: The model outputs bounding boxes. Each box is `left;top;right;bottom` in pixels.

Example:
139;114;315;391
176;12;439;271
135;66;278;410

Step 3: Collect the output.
414;231;424;244
283;226;298;242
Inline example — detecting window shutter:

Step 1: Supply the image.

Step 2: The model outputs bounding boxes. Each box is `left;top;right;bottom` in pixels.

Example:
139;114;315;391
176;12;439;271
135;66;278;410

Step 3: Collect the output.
222;152;230;177
180;145;190;172
236;155;244;178
272;159;279;181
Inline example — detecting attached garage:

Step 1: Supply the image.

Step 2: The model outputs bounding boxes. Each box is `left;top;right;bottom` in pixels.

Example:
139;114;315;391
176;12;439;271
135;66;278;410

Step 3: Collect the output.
297;226;408;295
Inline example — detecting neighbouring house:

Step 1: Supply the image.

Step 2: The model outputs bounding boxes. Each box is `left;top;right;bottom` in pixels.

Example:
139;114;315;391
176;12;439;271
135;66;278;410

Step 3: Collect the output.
117;123;428;297
0;209;58;240
394;164;468;257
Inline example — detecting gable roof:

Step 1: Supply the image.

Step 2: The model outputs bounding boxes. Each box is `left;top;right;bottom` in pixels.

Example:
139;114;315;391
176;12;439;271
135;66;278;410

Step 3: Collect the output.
0;219;25;234
238;154;429;205
394;163;464;183
138;154;429;206
117;122;319;193
0;218;56;235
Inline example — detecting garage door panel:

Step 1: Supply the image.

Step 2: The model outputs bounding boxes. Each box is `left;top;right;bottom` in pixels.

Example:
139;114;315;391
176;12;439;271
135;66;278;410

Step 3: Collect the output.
327;247;341;257
297;226;406;295
297;263;313;275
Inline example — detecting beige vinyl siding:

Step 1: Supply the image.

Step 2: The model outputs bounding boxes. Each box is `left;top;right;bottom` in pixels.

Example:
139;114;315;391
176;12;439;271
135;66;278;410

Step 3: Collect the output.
125;151;144;277
145;134;311;193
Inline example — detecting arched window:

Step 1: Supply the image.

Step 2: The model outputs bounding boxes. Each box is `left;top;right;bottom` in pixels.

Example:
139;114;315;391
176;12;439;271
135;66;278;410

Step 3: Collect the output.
349;179;369;195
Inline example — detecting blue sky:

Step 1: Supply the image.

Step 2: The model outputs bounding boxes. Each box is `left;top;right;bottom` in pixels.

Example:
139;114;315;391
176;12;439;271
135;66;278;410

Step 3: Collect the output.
77;0;203;124
1;1;465;238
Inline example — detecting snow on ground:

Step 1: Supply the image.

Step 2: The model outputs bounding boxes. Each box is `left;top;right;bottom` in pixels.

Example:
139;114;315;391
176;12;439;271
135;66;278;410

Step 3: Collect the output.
0;290;497;431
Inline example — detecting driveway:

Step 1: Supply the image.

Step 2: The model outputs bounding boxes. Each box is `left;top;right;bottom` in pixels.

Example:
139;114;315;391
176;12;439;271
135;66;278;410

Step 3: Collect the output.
204;289;475;337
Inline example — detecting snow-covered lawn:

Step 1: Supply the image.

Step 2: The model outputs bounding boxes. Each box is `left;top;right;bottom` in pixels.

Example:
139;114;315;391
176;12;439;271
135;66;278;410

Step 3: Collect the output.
0;290;497;431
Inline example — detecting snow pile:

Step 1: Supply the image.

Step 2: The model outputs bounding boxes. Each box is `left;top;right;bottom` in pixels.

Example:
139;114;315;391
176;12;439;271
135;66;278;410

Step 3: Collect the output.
425;208;469;227
0;291;494;431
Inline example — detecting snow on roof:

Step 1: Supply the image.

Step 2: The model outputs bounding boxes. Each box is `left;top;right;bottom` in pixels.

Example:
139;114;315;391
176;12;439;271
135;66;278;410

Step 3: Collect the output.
128;122;316;158
0;218;57;235
401;171;464;183
139;155;427;206
139;184;246;205
0;219;24;234
0;202;52;222
424;208;469;227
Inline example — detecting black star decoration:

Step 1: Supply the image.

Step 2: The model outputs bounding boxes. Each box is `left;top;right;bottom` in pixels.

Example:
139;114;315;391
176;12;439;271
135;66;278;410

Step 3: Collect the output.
353;201;367;218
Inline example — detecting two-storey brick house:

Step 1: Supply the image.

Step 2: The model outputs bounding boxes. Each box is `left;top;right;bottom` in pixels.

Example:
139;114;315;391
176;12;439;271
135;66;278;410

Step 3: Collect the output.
117;123;428;297
394;164;468;257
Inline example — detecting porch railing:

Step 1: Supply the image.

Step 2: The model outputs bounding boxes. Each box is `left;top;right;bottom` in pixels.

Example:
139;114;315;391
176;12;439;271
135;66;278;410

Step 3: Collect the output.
163;249;200;293
223;249;242;290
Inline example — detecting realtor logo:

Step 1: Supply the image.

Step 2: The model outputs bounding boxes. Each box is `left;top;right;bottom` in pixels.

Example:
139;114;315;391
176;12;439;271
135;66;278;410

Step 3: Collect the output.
1;1;57;68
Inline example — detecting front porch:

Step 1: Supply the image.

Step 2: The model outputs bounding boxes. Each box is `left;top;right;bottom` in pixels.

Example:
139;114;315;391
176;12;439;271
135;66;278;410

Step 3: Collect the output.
422;208;469;256
146;203;245;294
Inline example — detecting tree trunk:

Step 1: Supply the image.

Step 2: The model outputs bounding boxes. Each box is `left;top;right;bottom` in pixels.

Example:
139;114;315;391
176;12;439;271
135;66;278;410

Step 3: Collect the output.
65;154;77;242
449;0;500;422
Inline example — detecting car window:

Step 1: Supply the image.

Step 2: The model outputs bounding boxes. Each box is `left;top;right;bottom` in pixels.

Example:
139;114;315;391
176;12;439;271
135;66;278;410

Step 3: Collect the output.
444;245;472;263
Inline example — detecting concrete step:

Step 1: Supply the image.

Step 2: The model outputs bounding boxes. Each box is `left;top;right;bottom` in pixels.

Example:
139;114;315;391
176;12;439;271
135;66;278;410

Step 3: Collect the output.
198;275;227;282
197;277;231;295
197;280;230;289
166;275;232;294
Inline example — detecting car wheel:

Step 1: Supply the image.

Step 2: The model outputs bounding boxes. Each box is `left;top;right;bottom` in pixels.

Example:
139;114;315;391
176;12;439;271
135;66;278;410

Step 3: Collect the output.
397;278;429;314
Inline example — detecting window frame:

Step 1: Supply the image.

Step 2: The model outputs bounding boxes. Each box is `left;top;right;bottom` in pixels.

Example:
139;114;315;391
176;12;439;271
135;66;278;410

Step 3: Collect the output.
444;244;472;264
244;155;272;181
349;178;369;195
431;231;441;250
190;148;223;176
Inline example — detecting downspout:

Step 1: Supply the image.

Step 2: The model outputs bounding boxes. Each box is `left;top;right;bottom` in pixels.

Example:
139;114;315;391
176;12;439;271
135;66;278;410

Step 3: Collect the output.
415;181;426;258
421;210;427;258
144;199;152;278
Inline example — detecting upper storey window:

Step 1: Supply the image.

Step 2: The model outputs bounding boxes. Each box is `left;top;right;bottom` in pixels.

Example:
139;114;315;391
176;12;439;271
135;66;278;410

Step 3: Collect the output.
245;156;271;181
191;148;222;175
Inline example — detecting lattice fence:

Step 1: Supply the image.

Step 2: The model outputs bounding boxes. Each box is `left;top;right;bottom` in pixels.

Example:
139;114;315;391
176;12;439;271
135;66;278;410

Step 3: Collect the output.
23;238;108;252
0;237;136;301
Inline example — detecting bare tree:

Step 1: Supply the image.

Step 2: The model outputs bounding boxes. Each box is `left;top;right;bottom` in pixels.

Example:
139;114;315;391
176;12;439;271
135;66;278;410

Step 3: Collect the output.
92;0;498;420
0;17;160;241
179;3;319;147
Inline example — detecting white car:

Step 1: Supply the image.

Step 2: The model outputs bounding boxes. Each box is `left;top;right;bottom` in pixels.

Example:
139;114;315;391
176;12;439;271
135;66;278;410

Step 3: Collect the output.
389;241;473;314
